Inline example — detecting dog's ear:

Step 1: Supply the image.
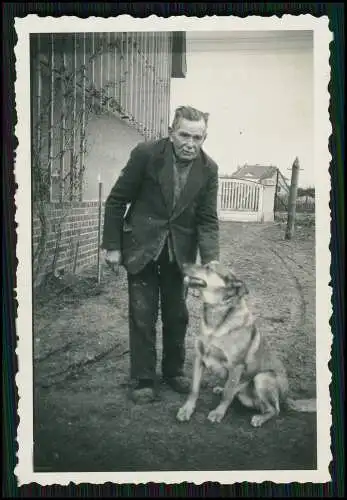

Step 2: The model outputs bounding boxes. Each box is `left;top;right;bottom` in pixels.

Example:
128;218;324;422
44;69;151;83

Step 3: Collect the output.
223;269;238;286
234;279;249;298
212;263;235;283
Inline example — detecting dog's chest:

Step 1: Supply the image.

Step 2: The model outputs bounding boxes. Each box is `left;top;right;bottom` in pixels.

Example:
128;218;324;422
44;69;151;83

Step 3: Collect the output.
197;336;228;375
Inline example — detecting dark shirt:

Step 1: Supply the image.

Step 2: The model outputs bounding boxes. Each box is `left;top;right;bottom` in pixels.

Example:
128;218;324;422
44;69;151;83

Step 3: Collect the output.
154;154;193;262
173;156;193;207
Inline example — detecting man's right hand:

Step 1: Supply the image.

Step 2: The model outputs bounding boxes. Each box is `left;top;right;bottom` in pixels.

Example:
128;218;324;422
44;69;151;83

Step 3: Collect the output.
104;249;122;274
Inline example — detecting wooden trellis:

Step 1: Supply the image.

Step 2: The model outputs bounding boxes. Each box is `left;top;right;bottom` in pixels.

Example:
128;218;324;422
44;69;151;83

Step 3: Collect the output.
31;31;173;203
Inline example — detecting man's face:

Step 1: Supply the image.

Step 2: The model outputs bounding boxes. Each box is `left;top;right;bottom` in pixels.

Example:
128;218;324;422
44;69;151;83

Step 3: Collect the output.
169;118;207;162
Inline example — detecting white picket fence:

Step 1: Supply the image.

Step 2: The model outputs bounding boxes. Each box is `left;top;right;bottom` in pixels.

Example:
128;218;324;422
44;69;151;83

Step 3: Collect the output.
218;177;265;222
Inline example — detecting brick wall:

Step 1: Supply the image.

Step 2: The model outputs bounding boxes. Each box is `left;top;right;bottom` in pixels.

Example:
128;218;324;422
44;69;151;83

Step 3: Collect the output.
32;108;146;287
33;201;105;286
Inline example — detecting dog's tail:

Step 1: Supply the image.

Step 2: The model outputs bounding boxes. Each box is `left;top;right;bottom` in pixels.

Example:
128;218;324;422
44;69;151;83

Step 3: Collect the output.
285;397;317;413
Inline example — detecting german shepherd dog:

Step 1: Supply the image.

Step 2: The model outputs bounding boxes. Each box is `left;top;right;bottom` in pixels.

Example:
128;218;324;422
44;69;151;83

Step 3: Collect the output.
177;261;316;427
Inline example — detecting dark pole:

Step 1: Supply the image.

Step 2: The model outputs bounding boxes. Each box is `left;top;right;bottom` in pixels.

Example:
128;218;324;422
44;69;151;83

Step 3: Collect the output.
274;167;279;218
285;157;300;240
97;175;103;284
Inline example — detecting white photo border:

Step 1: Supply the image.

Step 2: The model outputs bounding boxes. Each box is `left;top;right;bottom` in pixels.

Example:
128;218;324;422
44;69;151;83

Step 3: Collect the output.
14;13;333;486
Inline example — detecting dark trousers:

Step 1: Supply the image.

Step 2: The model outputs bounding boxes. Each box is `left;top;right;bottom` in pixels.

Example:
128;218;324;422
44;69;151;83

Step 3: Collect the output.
127;245;189;381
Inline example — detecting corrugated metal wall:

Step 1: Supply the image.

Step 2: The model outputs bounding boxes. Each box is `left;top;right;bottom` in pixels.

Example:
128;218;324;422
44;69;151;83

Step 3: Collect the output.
31;32;174;202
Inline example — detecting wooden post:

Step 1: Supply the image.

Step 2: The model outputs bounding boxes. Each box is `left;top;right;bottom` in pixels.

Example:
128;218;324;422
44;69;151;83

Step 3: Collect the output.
273;167;279;218
49;34;54;202
97;175;103;283
73;231;80;275
285;157;300;240
79;32;86;202
59;50;66;203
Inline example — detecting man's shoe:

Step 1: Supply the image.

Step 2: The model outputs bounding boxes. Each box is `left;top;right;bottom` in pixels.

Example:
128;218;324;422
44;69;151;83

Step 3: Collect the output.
130;380;156;404
164;375;191;394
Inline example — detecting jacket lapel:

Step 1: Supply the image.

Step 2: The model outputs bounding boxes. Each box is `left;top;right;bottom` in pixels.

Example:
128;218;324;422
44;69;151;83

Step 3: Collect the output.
156;140;175;213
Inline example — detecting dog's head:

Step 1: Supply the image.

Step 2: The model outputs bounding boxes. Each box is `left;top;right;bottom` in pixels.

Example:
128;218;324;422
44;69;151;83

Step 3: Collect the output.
183;261;249;305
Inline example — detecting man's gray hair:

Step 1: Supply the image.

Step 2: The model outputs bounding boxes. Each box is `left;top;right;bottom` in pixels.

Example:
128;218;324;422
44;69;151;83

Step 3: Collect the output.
171;105;209;131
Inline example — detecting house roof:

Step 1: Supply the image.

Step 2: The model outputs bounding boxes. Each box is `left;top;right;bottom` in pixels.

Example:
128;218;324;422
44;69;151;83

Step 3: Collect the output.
231;164;278;181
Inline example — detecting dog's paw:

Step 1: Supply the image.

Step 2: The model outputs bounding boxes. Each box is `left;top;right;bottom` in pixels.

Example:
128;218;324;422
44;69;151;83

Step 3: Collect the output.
176;404;195;422
207;407;226;423
212;386;224;395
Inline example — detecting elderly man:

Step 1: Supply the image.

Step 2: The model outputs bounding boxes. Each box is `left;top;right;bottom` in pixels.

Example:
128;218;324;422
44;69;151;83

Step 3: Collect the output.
102;105;220;403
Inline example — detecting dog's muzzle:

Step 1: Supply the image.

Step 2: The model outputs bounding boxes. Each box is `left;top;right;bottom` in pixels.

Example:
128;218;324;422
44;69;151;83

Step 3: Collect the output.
183;276;207;288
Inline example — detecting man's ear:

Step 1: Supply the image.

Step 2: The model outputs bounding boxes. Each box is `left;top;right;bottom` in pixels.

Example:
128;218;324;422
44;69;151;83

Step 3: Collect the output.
199;131;207;146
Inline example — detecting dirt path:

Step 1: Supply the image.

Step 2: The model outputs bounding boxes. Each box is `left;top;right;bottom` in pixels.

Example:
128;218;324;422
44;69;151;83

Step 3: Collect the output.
33;221;316;472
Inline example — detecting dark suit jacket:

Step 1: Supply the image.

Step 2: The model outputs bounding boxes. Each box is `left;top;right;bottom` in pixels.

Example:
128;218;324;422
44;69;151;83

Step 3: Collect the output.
101;137;220;275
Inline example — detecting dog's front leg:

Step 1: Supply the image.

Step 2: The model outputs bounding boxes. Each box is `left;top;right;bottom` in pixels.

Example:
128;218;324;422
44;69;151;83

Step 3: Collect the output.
176;355;205;422
207;364;245;423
